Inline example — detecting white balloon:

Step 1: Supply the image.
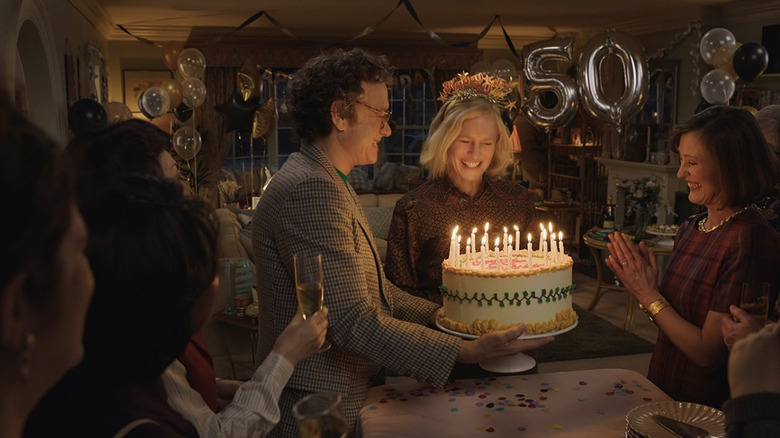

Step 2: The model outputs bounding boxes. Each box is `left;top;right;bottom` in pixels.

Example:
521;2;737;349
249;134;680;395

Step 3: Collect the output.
139;87;171;118
492;59;517;81
173;126;202;161
181;77;207;108
700;69;735;105
699;28;736;67
178;48;206;79
469;60;492;75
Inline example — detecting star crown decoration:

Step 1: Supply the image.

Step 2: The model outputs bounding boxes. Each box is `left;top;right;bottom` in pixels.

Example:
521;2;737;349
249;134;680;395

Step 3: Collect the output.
438;72;517;111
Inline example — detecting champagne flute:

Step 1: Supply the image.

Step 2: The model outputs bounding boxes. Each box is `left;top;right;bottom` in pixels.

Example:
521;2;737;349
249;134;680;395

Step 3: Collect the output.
294;252;331;352
292;392;349;438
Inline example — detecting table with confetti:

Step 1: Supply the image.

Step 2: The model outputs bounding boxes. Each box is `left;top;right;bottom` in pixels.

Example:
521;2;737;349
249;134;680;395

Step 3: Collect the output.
359;368;671;437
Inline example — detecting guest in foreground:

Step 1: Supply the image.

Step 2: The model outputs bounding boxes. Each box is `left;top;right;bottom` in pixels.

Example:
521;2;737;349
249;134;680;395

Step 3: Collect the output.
723;321;780;437
252;48;553;435
606;106;780;408
24;177;327;437
0;92;94;438
386;72;536;303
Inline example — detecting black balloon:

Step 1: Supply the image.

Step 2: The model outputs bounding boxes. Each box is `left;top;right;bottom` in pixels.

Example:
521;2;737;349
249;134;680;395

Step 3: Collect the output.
733;42;769;82
173;102;193;122
214;92;260;133
68;98;107;135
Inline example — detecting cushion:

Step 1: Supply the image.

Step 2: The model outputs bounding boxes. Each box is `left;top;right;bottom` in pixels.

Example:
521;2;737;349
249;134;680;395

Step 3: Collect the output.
393;164;421;191
348;167;372;192
374;162;399;191
364;206;394;240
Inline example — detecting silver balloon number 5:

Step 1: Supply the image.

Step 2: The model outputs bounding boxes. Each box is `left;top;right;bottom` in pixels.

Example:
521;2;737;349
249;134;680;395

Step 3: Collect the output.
577;30;648;131
521;38;579;131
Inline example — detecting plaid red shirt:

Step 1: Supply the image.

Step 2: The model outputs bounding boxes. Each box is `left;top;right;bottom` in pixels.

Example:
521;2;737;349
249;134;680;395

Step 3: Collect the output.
648;208;780;408
385;177;537;303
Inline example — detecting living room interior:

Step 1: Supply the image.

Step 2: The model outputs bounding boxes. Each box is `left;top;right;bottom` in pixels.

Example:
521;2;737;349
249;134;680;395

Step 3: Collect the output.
4;0;779;380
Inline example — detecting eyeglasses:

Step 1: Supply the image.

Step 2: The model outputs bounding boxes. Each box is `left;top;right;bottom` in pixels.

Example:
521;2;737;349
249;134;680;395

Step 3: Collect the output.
354;101;392;129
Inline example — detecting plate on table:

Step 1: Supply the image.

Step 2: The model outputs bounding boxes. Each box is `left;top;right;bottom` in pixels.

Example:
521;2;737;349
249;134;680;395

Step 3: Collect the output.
626;401;725;438
645;225;678;247
435;319;578;340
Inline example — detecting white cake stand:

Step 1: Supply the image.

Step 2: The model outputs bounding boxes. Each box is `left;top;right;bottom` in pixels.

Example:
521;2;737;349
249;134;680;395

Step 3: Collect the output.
645;228;676;247
435;320;578;373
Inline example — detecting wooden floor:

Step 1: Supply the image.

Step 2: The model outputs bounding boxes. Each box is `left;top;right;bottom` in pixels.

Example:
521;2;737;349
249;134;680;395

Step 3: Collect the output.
538;270;657;375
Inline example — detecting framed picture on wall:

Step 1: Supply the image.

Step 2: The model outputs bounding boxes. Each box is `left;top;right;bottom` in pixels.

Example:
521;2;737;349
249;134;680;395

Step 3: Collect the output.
122;70;173;113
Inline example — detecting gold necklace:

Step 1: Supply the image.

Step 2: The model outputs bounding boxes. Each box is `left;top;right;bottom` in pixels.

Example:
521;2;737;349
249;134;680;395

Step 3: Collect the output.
698;206;752;233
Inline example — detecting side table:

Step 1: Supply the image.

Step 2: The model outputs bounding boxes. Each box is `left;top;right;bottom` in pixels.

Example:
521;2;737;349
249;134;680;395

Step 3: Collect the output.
211;312;258;379
582;232;673;331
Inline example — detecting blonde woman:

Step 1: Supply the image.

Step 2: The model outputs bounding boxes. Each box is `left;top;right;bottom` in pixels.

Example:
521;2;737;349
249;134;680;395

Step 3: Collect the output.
386;73;536;303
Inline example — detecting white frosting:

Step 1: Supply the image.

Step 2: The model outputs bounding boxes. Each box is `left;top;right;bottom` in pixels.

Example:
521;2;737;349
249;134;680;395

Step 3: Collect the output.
440;250;575;333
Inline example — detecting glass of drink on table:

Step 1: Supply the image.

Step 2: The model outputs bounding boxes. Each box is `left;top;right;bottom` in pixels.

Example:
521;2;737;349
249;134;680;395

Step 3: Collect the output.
293;392;349;438
740;282;770;326
294;252;331;352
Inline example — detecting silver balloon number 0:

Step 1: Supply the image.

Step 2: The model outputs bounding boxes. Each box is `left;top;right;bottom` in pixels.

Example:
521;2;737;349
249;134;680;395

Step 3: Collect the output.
577;31;648;131
521;38;579;131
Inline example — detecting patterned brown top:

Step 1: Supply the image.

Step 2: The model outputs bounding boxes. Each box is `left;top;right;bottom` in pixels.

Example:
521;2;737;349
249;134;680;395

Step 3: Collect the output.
386;176;537;303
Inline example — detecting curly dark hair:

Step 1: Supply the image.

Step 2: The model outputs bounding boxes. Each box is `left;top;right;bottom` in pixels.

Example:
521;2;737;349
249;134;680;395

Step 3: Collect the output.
78;176;218;382
0;92;74;308
67;119;170;196
289;48;394;143
671;105;776;207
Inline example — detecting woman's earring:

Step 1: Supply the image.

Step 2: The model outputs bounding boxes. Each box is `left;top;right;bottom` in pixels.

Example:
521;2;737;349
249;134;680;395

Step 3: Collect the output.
20;332;35;379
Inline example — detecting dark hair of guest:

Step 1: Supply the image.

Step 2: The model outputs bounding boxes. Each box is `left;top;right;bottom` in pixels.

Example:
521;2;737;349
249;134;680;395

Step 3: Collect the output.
78;176;218;382
67;119;170;194
670;105;776;207
0;92;74;308
289;48;394;143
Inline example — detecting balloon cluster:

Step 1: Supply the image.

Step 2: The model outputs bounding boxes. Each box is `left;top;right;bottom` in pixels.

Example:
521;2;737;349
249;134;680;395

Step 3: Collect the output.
214;71;278;141
698;28;769;105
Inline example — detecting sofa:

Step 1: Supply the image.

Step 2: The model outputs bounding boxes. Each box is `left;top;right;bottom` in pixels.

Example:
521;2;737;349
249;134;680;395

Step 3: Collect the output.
204;192;404;378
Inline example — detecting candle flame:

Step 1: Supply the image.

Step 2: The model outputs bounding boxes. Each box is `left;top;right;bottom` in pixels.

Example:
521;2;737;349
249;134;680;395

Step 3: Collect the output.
514;225;519;231
503;226;507;233
484;222;489;232
558;231;563;240
472;227;477;234
548;222;553;233
527;233;532;242
542;229;547;238
539;223;544;232
467;237;471;245
494;237;500;248
457;235;461;243
508;235;513;245
452;225;459;237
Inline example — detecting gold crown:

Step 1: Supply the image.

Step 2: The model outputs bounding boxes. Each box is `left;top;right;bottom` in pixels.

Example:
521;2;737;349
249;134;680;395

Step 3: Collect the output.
438;72;517;111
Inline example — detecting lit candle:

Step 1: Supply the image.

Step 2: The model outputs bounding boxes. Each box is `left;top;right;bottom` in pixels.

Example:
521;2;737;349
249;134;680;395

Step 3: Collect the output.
507;235;513;265
466;238;471;266
503;227;508;251
539;223;545;249
541;229;548;264
471;227;477;255
527;233;533;268
450;225;459;262
457;235;462;266
514;225;520;254
483;222;490;249
548;222;554;247
494;237;500;267
550;230;557;261
558;231;564;260
480;236;486;269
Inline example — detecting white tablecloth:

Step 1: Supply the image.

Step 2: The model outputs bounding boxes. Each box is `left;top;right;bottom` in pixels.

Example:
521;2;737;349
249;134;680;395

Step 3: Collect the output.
359;368;671;437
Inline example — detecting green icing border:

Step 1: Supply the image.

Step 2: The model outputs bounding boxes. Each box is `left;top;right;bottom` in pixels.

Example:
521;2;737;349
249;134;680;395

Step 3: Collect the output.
438;284;576;307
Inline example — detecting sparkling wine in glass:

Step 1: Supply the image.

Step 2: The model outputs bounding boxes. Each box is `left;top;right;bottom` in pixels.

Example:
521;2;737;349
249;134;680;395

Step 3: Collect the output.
294;253;330;352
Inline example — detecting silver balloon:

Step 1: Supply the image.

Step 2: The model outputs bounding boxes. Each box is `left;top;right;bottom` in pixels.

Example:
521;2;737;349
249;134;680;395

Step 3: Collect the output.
172;126;202;161
578;30;648;130
700;69;735;105
699;28;736;67
181;77;207;108
139;87;171;118
469;60;492;75
177;48;206;79
520;38;579;130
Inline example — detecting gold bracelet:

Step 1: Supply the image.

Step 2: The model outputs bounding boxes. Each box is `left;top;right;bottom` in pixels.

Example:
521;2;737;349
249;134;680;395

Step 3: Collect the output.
639;298;671;322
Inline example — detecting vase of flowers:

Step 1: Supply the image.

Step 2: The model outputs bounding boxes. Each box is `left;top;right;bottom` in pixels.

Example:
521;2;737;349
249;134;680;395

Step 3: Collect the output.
618;176;665;242
218;180;241;208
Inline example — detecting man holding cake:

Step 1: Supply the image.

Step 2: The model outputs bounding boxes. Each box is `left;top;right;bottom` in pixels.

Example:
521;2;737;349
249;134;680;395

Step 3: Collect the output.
252;49;554;436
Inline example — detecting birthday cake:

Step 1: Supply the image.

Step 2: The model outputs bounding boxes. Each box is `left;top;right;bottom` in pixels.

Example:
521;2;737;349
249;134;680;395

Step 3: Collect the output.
436;249;576;336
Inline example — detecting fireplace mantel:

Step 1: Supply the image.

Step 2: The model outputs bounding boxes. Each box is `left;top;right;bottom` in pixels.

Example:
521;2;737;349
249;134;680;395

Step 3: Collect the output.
595;157;687;227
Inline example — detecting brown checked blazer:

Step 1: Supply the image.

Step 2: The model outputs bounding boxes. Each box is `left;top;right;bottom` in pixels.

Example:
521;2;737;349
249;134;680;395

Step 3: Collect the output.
252;144;461;434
